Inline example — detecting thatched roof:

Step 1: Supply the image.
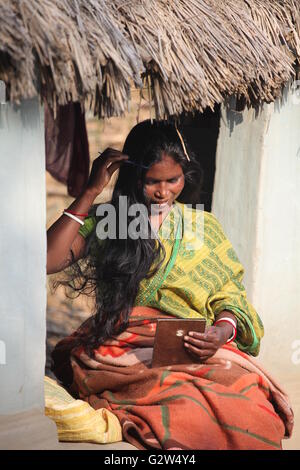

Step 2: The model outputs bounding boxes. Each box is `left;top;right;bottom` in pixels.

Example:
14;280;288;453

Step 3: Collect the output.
1;0;300;118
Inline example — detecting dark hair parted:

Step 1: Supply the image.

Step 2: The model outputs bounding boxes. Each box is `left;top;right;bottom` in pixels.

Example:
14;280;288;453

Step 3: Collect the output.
52;120;203;357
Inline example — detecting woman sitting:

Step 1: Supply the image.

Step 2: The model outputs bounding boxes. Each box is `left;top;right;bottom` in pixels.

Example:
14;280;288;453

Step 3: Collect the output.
47;120;293;450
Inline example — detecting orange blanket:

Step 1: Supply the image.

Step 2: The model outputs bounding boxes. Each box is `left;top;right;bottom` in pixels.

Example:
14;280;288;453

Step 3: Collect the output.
51;307;293;450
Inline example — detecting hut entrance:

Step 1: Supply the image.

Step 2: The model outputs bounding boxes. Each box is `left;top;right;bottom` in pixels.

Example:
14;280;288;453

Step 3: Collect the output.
179;105;220;212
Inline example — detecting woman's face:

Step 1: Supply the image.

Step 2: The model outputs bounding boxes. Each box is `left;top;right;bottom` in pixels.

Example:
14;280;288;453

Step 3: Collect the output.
143;154;185;210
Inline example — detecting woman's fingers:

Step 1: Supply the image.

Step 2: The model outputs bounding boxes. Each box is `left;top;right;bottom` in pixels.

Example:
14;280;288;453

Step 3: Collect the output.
92;149;127;167
100;147;122;157
189;326;224;343
183;326;223;361
87;151;128;194
105;152;128;162
184;342;213;359
107;160;125;177
185;332;216;346
95;153;128;169
99;148;128;161
184;335;212;349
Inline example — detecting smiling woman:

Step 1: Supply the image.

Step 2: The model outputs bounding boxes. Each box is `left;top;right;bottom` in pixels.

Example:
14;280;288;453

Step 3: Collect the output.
143;154;185;232
144;155;185;205
48;120;293;450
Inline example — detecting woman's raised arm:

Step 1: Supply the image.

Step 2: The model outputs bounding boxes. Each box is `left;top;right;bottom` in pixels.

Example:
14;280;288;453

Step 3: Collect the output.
47;188;98;274
46;149;128;274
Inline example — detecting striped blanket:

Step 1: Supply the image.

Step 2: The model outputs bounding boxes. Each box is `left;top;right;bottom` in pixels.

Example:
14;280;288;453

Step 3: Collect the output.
52;306;294;450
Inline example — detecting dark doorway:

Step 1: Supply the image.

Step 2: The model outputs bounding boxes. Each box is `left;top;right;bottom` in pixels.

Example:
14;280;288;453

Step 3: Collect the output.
179;105;220;212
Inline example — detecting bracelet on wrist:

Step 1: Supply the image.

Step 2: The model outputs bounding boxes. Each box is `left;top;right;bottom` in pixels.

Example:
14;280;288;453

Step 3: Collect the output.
214;317;237;344
64;209;88;217
63;211;85;226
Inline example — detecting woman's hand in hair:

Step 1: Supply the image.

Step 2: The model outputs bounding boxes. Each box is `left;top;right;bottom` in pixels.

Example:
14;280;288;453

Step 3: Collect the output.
86;148;128;196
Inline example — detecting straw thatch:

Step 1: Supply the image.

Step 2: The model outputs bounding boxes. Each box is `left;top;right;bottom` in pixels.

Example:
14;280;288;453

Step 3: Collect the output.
1;1;300;118
0;0;143;117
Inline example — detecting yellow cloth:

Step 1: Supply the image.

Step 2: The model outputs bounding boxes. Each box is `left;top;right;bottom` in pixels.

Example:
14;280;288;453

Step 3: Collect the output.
44;376;122;443
78;202;264;356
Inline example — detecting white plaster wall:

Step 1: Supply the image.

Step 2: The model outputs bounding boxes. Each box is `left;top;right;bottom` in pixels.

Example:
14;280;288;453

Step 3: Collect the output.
213;90;300;376
212;88;300;448
212;105;271;293
253;88;300;376
0;98;46;413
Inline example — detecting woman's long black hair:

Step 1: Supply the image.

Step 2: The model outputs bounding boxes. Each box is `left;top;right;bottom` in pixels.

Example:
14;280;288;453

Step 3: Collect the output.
54;120;203;356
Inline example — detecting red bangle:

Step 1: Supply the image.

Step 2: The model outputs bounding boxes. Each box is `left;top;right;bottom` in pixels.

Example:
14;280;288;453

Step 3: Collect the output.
214;318;237;344
64;209;88;218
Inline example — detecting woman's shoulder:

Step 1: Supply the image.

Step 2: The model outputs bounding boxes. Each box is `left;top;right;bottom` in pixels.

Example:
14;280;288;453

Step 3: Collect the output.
175;202;223;224
175;202;227;242
202;210;223;226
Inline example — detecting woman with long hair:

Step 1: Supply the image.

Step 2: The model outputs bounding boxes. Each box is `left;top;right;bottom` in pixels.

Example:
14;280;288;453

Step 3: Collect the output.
47;120;293;450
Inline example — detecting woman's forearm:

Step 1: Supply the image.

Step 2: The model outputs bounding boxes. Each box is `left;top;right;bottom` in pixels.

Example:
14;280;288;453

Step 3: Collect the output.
47;149;129;274
214;310;237;343
46;188;98;274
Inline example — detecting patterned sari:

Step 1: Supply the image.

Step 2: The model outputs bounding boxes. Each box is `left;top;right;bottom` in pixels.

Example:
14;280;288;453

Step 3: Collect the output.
79;202;264;355
51;203;293;449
